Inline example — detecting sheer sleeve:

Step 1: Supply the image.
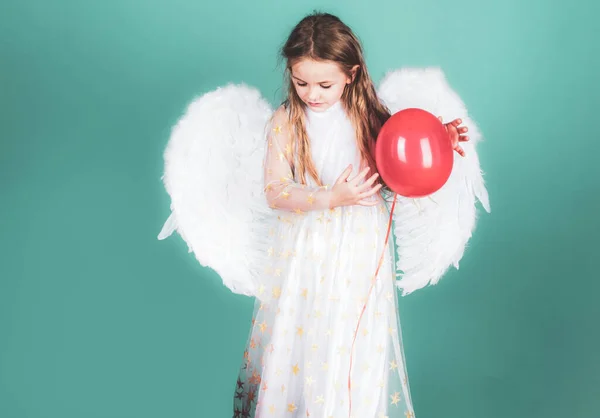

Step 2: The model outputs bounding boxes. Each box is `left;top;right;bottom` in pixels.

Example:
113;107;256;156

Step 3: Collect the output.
263;106;333;213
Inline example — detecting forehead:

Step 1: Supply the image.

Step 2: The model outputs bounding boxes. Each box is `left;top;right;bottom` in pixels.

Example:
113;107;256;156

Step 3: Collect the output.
291;59;345;81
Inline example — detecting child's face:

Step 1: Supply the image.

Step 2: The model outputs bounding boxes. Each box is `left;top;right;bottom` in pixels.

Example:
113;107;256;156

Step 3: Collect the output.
291;59;354;112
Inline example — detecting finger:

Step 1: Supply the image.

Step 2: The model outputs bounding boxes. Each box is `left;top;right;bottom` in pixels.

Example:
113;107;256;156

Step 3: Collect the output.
438;116;443;123
459;126;469;134
334;165;353;184
357;199;380;207
348;167;370;184
451;118;462;127
358;183;383;199
459;135;469;142
454;145;466;157
357;173;379;192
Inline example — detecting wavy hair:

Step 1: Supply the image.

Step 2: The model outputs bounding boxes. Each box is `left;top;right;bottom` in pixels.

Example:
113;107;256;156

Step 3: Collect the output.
279;12;391;188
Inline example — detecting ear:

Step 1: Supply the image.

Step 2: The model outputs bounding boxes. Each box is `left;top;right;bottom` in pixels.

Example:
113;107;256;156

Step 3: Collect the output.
348;65;360;83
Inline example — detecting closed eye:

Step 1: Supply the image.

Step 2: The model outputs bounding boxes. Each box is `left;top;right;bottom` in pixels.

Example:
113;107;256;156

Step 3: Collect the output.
296;83;332;89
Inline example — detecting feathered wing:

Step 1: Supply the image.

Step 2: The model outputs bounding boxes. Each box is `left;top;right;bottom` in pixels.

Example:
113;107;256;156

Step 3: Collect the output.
376;67;491;296
157;84;274;297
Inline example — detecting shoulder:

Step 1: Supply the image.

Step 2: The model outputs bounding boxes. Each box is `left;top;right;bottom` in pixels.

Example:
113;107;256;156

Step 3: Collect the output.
268;104;293;139
271;104;290;127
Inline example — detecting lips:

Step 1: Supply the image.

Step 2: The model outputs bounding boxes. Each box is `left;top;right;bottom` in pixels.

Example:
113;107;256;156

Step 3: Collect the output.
309;102;323;106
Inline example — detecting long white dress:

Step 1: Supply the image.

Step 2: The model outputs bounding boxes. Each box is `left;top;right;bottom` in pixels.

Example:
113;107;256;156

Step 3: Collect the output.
233;100;415;418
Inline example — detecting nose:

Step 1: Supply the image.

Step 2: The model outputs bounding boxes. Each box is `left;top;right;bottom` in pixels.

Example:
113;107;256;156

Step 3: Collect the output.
307;87;319;102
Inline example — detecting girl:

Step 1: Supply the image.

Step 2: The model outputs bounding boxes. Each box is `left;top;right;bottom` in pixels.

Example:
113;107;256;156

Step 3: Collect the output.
231;12;470;418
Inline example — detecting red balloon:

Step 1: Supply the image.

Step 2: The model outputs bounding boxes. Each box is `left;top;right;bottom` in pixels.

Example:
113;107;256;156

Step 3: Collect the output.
375;108;453;198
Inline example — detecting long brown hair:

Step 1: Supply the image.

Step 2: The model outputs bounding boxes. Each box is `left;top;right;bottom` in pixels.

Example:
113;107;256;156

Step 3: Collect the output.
279;12;391;188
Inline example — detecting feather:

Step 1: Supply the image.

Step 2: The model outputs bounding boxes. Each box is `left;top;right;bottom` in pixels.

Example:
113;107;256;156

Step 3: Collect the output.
158;83;274;297
376;67;491;295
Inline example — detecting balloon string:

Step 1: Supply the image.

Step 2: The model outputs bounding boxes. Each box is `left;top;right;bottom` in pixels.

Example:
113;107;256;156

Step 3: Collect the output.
348;193;397;417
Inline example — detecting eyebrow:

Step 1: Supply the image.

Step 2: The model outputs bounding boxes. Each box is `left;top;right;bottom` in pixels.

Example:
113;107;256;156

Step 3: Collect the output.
291;75;333;84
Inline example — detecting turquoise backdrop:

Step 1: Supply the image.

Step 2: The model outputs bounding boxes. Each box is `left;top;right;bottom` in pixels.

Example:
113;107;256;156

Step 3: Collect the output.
1;0;599;417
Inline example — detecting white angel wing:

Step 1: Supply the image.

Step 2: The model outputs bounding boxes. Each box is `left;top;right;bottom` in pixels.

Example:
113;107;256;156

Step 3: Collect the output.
377;67;491;295
157;83;273;297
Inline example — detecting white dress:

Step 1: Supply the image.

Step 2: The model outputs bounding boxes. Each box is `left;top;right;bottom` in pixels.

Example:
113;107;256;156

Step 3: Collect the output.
233;100;416;418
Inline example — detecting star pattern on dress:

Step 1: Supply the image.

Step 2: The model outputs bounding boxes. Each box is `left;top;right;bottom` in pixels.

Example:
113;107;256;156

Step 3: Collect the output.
258;321;267;332
233;114;415;417
292;363;300;375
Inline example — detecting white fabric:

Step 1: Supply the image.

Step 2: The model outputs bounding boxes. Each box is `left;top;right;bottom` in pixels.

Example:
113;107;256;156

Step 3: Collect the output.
304;100;362;185
233;101;415;417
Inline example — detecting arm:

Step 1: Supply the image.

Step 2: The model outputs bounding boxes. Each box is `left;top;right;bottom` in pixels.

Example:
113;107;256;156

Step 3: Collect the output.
263;106;333;213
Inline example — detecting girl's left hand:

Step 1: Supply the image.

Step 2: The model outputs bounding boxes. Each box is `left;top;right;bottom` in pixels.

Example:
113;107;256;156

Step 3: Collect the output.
438;116;469;157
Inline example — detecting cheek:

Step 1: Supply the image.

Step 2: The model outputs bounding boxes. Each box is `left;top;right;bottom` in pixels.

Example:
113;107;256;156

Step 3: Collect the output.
293;85;304;98
329;84;346;100
297;87;313;101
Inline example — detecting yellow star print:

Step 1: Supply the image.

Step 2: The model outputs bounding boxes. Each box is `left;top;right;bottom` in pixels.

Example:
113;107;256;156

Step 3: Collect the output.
292;363;300;375
258;321;267;333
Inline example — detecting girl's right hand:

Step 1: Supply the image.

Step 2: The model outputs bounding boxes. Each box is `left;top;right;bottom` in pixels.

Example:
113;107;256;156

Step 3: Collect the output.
330;165;382;208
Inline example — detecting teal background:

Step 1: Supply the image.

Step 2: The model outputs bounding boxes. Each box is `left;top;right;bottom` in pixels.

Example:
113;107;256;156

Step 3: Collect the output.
1;0;599;417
